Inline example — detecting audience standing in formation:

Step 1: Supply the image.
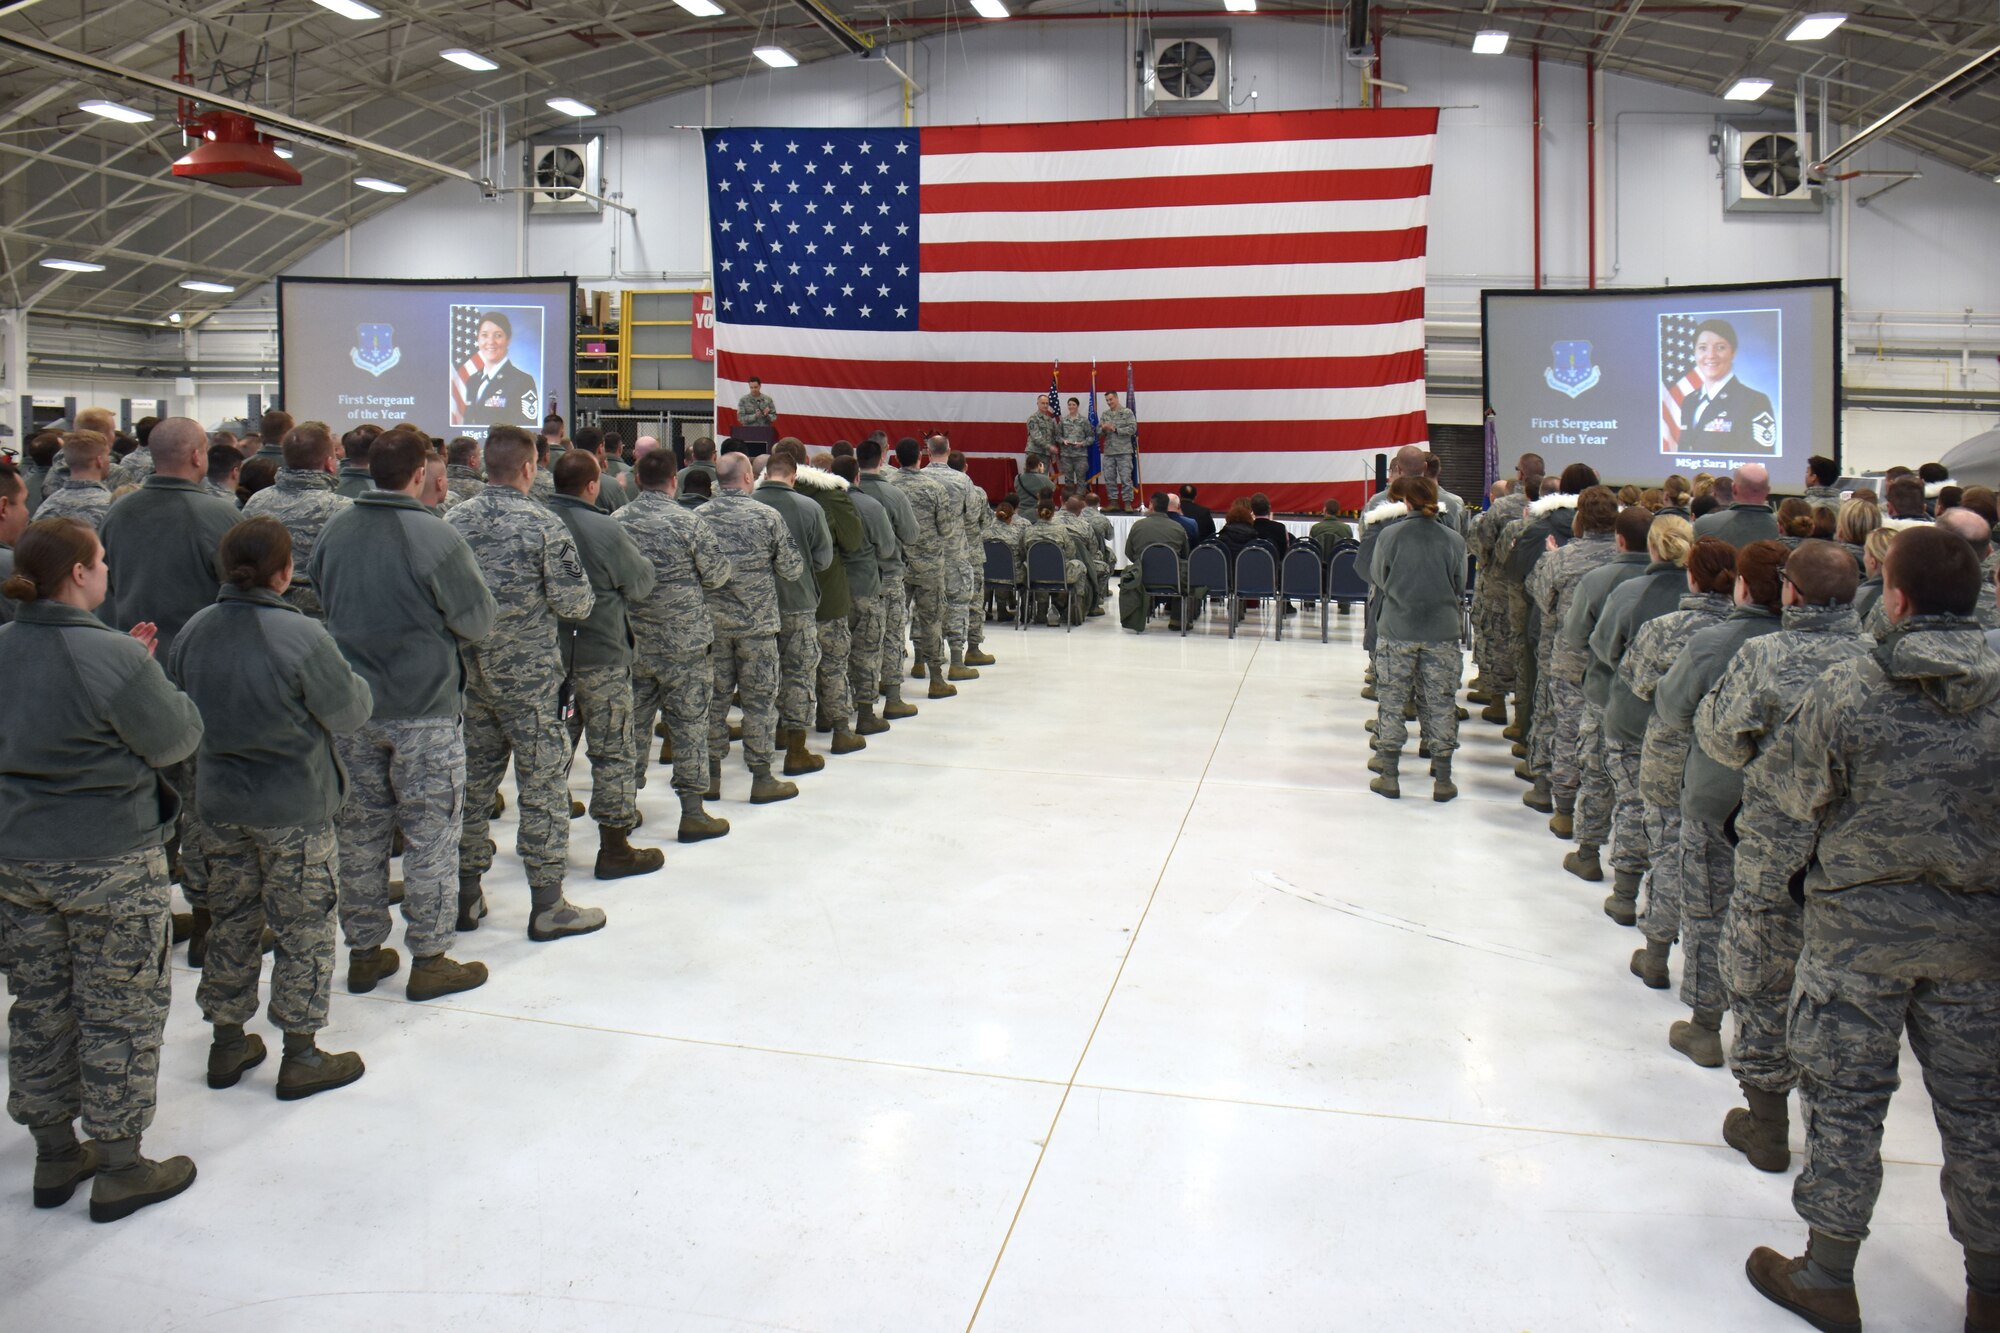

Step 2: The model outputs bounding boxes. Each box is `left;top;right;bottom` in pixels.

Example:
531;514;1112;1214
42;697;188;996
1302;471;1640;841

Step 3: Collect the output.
1384;452;2000;1333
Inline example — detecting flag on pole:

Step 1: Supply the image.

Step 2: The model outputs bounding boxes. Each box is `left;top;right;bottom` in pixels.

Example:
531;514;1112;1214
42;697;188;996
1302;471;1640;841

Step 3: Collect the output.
1087;361;1101;481
1126;360;1137;492
702;110;1437;511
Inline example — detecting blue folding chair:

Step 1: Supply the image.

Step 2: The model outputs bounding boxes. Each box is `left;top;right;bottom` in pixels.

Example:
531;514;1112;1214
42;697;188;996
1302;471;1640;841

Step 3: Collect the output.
983;538;1016;622
1023;539;1072;632
1188;544;1229;633
1326;545;1369;613
1137;542;1187;633
1231;544;1280;640
1280;546;1328;643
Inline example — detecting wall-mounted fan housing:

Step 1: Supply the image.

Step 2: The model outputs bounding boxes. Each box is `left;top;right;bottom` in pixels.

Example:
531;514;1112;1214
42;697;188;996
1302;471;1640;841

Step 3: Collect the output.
1722;124;1820;214
1144;33;1229;115
530;137;602;215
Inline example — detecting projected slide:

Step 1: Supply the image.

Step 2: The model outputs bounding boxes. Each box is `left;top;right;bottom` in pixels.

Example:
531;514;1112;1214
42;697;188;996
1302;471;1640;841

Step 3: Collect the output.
1483;280;1839;486
278;277;575;439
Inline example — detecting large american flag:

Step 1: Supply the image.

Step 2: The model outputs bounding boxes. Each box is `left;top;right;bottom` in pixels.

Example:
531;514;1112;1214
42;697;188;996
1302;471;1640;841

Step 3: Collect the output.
704;110;1437;511
1659;312;1702;454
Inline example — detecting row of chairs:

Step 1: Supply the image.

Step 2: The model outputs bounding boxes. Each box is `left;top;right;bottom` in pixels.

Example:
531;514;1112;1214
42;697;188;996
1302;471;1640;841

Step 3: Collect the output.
982;538;1085;632
1136;541;1369;641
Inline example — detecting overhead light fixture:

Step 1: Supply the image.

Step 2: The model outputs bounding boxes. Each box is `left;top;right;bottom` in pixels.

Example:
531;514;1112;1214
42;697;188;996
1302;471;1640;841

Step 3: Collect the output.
1724;77;1774;101
1786;12;1847;41
354;176;406;193
440;48;499;71
273;144;295;159
80;98;154;124
179;279;236;293
546;96;597;117
971;0;1012;16
167;312;183;324
753;46;798;67
40;258;107;272
1221;0;1255;11
311;0;381;19
1472;30;1509;55
672;0;725;13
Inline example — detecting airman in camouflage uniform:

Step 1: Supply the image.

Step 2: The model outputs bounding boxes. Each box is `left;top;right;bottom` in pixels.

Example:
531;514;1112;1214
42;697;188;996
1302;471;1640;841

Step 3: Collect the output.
736;381;778;428
244;437;352;620
1470;481;1533;717
889;439;958;696
1740;527;2000;1333
1097;393;1138;511
1694;548;1869;1175
697;456;805;803
1025;395;1057;467
926;442;988;671
1057;400;1093;497
1054;498;1108;614
444;459;485;506
33;478;112;532
1528;502;1617;816
856;439;920;718
753;453;833;771
447;457;607;941
615;459;732;840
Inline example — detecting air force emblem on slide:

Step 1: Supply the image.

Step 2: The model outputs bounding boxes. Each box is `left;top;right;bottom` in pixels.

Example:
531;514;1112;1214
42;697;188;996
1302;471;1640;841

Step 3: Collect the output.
350;324;400;376
1545;341;1601;398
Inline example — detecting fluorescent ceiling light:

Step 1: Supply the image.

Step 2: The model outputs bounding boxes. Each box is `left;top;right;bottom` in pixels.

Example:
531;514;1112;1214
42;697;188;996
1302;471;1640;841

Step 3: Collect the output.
167;312;183;324
311;0;381;19
1724;77;1773;101
971;0;1012;16
273;144;295;159
546;96;597;117
440;48;499;71
80;98;154;124
1472;30;1509;55
753;46;798;67
1221;0;1255;12
1786;12;1847;41
41;257;107;272
179;279;236;294
672;0;724;14
354;176;406;193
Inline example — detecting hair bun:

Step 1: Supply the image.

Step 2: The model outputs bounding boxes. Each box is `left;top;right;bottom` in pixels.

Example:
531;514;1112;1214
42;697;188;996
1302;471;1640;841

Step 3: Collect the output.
1;574;40;602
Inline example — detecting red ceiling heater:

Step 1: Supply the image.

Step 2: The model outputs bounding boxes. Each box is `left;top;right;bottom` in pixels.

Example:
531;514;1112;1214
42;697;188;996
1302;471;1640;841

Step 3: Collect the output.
171;110;302;188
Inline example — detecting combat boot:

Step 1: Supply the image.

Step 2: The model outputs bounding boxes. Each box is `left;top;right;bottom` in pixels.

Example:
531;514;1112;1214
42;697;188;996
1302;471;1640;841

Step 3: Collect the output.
706;759;722;801
910;661;927;679
831;724;867;755
882;685;918;719
1549;808;1575;839
569;798;586;819
89;1137;195;1223
275;1033;366;1101
185;907;212;969
965;645;996;666
855;704;890;736
1431;756;1458;803
1417;740;1431;760
1563;844;1602;881
347;945;402;994
928;665;958;699
491;789;506;818
783;727;825;776
658;736;673;765
1404;699;1418;721
456;873;487;931
594;825;665;880
407;953;488;1001
204;1023;267;1090
1969;1286;2000;1333
1723;1085;1791;1173
528;897;607;942
814;707;833;735
1523;779;1554;813
1453;705;1470;721
1670;1008;1725;1067
749;765;799;804
1368;753;1400;800
1745;1234;1862;1333
1363;719;1377;734
676;792;730;843
1503;720;1524;742
728;719;743;741
1482;696;1509;725
1465;686;1492;705
1629;939;1670;987
1514;759;1535;782
1367;752;1385;775
1360;683;1378;701
1511;741;1528;759
947;647;980;681
1605;870;1643;926
30;1122;98;1209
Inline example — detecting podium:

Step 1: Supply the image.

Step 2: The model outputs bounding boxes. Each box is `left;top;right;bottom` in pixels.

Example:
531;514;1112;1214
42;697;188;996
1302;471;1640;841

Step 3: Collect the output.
732;424;776;457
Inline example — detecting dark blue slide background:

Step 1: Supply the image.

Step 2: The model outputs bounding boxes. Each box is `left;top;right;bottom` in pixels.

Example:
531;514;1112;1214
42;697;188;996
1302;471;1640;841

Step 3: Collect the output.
279;278;572;439
1483;282;1837;487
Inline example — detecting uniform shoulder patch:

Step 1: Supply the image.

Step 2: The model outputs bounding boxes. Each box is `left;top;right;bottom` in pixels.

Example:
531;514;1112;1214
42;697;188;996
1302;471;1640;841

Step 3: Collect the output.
1751;410;1776;449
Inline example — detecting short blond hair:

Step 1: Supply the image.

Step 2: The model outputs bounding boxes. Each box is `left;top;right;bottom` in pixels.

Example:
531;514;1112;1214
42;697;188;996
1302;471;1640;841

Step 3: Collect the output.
1647;513;1694;567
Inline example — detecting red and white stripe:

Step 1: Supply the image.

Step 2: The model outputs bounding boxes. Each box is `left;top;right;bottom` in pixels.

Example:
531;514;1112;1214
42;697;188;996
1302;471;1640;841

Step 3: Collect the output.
449;353;482;422
1660;370;1700;453
713;108;1438;511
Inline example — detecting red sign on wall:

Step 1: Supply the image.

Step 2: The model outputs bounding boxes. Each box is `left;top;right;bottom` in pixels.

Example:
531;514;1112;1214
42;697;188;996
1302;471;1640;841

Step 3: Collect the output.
692;291;715;363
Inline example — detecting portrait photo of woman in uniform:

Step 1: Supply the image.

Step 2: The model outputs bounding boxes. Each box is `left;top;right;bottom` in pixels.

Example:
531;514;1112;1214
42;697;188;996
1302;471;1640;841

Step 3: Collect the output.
449;307;543;429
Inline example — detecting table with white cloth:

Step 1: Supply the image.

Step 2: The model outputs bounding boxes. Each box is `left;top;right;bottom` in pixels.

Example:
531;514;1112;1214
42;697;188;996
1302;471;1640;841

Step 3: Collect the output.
1105;513;1315;566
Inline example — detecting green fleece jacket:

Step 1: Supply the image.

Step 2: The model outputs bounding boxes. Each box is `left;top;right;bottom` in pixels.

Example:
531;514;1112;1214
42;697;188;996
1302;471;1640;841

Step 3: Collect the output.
549;493;657;670
98;474;242;657
790;464;864;621
0;600;203;860
753;479;835;616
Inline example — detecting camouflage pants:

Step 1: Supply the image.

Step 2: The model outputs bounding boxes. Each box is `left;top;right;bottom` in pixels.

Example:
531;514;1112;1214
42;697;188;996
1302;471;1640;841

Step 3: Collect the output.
1574;704;1611;846
848;594;885;710
202;820;338;1033
907;570;946;673
1639;802;1683;947
1722;898;1804;1095
1676;815;1737;1013
566;664;639;830
711;633;780;771
816;616;854;724
1102;453;1135;508
336;717;464;958
876;575;909;690
1059;449;1088;492
1528;636;1560;778
1514;606;1541;744
943;560;974;653
1372;637;1462;759
634;651;711;797
1790;950;2000;1250
461;683;570;896
963;558;985;649
0;847;171;1140
163;758;212;912
1489;585;1527;697
1601;739;1648;874
1546;677;1588;811
776;609;821;732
